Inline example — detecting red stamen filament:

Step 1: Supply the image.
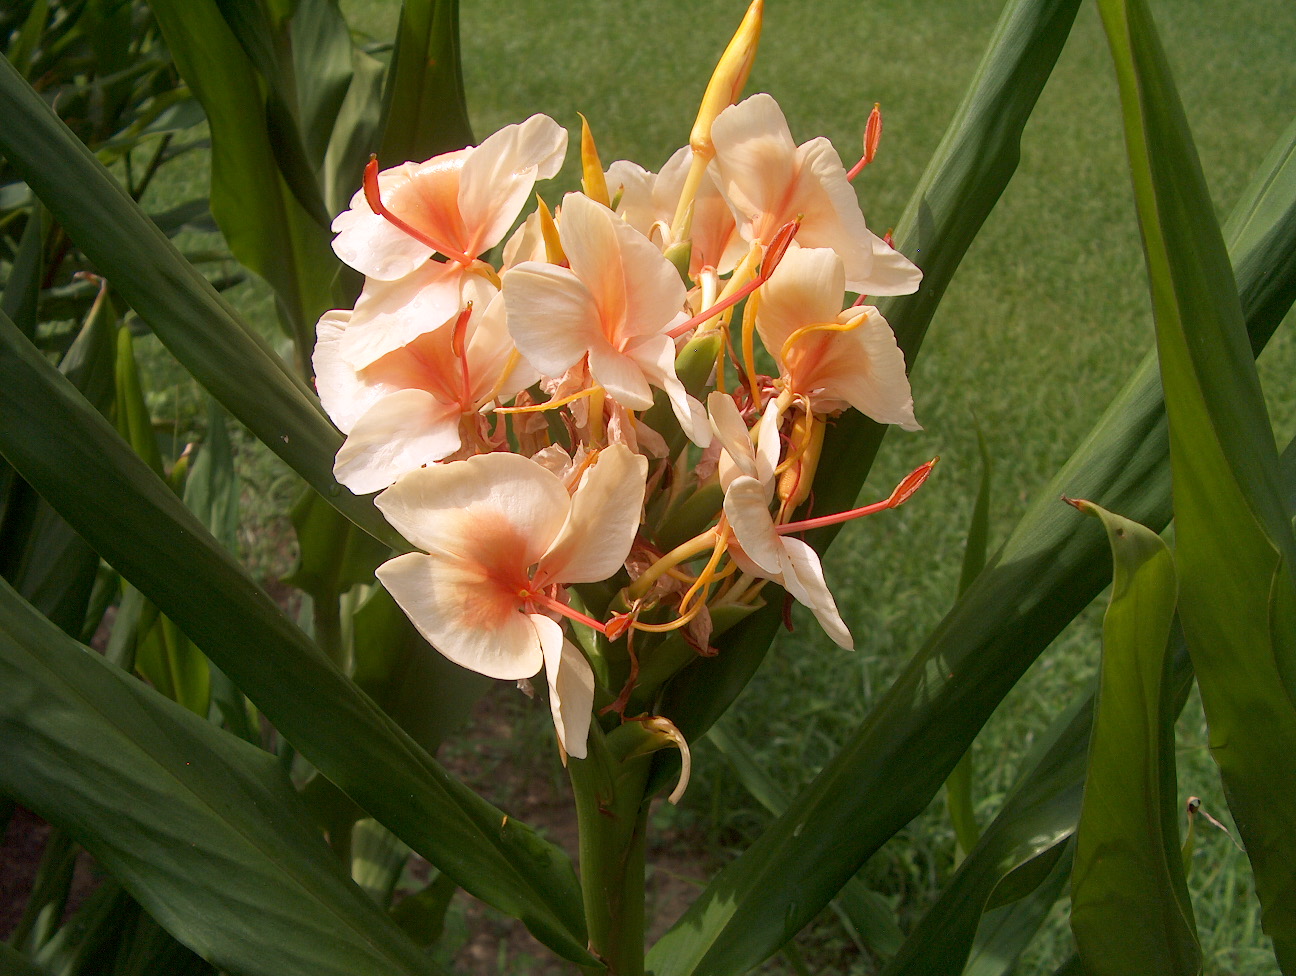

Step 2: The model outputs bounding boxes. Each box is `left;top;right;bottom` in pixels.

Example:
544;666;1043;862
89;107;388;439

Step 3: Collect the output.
776;458;937;534
364;157;476;266
523;589;610;635
667;218;802;339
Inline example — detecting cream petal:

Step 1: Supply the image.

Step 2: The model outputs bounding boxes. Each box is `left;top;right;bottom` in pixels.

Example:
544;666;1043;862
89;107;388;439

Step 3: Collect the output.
753;399;784;484
467;292;539;402
861;235;923;297
330;164;436;281
722;475;783;577
375;452;569;563
637;334;711;448
503;262;603;377
791;138;877;286
589;340;654;410
755;247;848;359
710;94;799;237
543;634;595;760
778;536;853;650
341;262;467;368
333;389;465;494
458;115;567;255
313;309;387;432
376;552;545;680
607;158;658;236
540;443;647;586
708;391;759;481
815;308;920;430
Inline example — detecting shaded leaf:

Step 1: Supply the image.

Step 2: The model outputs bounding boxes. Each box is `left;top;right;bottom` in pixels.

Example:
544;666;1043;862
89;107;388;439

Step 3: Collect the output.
1098;0;1296;960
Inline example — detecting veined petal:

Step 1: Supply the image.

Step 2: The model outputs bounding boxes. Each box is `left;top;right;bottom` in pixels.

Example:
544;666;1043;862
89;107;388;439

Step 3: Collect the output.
755;246;847;359
540;443;647;585
723;475;782;576
376;552;544;680
638;334;712;448
607;158;659;237
778;536;853;650
589;339;654;410
708;391;759;481
341;262;471;368
814;307;920;429
791;138;877;287
314;309;388;432
467;291;539;403
333;389;465;494
375;452;569;564
543;635;595;760
710;94;799;238
459;115;568;255
504;262;603;377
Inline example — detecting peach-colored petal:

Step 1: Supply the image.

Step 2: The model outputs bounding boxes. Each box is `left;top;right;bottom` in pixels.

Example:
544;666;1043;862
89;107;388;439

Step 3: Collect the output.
812;307;919;429
341;262;473;369
313;309;387;432
863;236;923;297
754;246;847;356
559;193;687;345
374;453;568;564
332;389;465;494
375;552;545;680
458;115;567;255
636;334;711;448
539;443;647;586
503;262;603;377
589;340;655;410
722;475;783;576
791;138;877;287
330;151;472;280
778;536;853;650
607;158;658;237
710;93;799;238
544;636;595;760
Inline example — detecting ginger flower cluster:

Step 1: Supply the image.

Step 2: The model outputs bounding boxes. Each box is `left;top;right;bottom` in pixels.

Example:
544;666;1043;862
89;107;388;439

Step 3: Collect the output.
314;1;932;767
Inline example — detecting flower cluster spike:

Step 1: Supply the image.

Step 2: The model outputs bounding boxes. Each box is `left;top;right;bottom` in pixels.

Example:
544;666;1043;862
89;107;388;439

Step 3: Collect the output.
313;5;930;770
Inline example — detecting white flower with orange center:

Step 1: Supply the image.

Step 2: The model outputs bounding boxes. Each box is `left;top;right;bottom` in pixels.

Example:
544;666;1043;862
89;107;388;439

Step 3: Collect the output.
756;246;919;429
502;192;711;446
374;446;648;759
331;115;567;367
710;92;921;297
313;290;536;493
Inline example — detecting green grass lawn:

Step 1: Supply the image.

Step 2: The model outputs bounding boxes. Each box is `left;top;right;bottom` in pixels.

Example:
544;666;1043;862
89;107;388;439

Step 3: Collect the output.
147;0;1296;970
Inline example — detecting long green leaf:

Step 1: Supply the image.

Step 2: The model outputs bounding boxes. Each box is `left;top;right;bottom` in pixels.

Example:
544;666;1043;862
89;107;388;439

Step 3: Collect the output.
0;578;442;976
0;310;592;965
147;0;339;366
1097;0;1296;964
655;0;1085;775
1068;500;1198;975
648;1;1085;967
650;37;1296;976
378;0;473;164
0;54;400;549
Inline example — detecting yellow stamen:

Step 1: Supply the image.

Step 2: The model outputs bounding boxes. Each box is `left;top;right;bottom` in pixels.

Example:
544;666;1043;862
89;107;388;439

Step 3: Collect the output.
626;528;720;601
741;285;761;403
495;385;602;415
535;194;566;265
779;313;868;367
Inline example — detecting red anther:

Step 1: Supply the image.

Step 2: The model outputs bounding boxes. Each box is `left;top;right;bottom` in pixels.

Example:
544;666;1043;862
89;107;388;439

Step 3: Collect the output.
605;612;634;642
362;156;475;265
864;103;882;166
888;456;937;507
759;217;801;282
882;229;895;249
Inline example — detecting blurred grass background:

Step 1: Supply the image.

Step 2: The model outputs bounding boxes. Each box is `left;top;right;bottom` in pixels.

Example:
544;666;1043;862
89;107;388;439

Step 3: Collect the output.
138;0;1296;971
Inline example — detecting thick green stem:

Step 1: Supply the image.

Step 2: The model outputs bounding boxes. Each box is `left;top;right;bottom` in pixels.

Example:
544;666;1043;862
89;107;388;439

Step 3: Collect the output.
569;727;654;975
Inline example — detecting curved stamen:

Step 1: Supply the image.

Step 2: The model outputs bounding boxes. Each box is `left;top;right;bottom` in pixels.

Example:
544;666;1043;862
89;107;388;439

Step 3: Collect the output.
777;457;937;534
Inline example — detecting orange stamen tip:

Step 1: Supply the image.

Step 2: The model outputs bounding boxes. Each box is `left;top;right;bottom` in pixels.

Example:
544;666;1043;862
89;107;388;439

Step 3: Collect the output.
889;457;938;507
451;301;473;358
882;230;895;249
761;218;801;281
605;612;633;641
864;103;882;165
363;157;383;212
